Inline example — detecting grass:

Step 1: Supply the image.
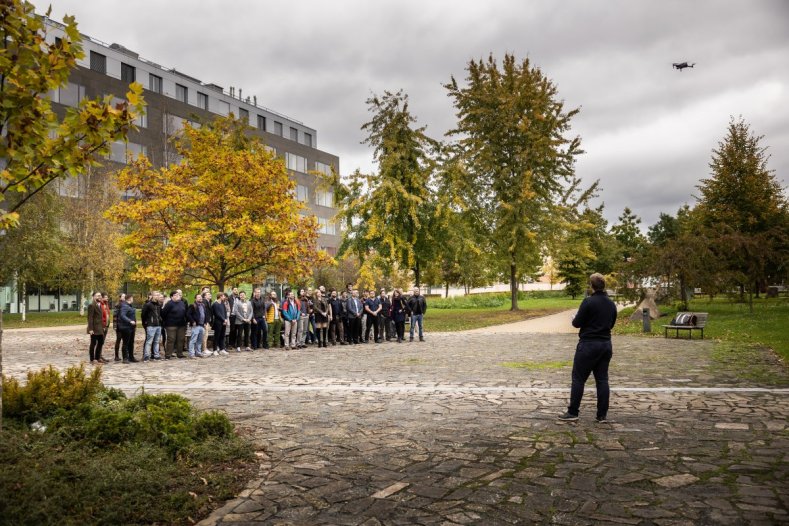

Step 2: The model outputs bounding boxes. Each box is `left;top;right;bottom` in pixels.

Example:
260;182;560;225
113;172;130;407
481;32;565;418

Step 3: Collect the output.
0;423;256;526
2;311;87;329
613;296;789;362
424;292;578;332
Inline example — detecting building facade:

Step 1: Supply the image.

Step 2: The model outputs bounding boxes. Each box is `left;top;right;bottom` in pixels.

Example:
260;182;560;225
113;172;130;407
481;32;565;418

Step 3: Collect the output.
1;18;340;314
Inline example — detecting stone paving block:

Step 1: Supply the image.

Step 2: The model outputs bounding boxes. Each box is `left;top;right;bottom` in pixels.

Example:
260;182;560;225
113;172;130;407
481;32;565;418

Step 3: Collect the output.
653;473;700;488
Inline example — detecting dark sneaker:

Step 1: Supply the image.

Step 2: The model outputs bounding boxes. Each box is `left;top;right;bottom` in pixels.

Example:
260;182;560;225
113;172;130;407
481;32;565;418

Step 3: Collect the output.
557;412;579;422
596;416;609;424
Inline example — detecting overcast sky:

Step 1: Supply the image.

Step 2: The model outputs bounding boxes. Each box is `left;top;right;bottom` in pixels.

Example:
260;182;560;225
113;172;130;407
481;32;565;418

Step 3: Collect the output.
46;0;789;227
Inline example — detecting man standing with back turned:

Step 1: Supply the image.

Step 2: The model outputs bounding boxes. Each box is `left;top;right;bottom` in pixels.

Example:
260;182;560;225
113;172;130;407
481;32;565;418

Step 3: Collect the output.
559;273;617;423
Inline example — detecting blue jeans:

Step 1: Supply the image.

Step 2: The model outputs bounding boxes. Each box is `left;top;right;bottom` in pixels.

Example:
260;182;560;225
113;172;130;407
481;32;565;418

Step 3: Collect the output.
568;339;612;418
143;326;161;359
189;325;205;356
409;313;424;340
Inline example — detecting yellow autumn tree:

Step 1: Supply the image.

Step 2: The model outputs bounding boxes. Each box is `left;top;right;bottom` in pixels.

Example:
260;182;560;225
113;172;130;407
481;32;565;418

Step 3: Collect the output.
107;116;330;290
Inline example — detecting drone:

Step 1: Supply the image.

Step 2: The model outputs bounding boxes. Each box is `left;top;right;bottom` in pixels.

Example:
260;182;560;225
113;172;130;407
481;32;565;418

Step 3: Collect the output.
673;62;695;71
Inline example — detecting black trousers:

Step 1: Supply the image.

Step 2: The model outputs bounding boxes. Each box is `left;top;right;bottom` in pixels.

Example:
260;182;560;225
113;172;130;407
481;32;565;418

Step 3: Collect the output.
120;327;136;360
251;318;268;349
89;334;105;361
568;339;612;418
114;328;123;357
342;318;351;343
349;316;362;343
235;322;250;348
228;315;237;347
395;320;406;341
365;314;379;342
213;322;227;350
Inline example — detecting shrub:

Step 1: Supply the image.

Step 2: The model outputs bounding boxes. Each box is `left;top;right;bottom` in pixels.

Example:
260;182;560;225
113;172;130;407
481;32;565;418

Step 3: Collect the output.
193;410;234;440
2;365;103;421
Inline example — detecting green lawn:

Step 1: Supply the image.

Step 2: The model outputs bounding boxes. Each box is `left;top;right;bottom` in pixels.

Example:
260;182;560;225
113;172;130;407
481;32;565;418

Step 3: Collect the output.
614;297;789;361
2;311;87;329
426;295;579;332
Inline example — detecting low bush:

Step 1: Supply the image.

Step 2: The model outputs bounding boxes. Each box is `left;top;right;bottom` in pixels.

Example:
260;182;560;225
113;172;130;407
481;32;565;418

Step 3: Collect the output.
2;365;103;422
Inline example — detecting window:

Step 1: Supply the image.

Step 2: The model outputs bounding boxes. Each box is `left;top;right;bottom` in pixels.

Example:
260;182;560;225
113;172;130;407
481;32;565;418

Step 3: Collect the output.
264;145;276;155
274;121;283;136
257;115;266;131
290;127;298;141
90;51;106;74
108;141;146;164
175;83;188;103
296;185;310;203
286;153;307;173
315;190;334;208
121;62;136;83
51;82;85;107
218;100;230;116
239;108;249;123
314;161;332;176
163;113;187;135
197;91;208;110
317;217;336;235
149;74;163;94
303;132;313;147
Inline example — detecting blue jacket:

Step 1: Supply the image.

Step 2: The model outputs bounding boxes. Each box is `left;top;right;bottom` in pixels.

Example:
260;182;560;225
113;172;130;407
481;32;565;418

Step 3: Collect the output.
118;302;136;331
281;299;299;321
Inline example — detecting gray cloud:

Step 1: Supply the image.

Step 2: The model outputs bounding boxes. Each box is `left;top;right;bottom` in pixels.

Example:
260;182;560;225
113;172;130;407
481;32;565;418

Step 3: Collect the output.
48;0;789;228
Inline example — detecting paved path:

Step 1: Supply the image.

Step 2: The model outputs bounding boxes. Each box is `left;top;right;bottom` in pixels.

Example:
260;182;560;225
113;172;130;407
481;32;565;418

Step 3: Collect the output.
464;309;578;334
3;327;788;525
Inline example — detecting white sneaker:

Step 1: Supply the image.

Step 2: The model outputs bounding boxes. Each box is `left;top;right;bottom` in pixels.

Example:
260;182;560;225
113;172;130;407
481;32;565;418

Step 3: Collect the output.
236;347;241;353
219;350;229;355
195;352;204;358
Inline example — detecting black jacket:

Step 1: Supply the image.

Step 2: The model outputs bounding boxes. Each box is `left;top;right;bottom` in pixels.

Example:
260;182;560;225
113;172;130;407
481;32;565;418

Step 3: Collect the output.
572;291;617;341
407;295;427;315
187;301;210;326
251;297;267;318
161;299;187;327
141;301;162;327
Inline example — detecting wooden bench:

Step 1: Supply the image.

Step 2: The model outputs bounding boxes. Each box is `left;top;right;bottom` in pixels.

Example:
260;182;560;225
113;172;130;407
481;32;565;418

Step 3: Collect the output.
662;312;708;340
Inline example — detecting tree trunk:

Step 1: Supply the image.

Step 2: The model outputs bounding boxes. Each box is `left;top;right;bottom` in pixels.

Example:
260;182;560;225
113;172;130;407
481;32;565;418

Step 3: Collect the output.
510;264;519;311
1;308;4;431
679;275;689;311
414;260;421;288
445;283;449;298
20;281;26;323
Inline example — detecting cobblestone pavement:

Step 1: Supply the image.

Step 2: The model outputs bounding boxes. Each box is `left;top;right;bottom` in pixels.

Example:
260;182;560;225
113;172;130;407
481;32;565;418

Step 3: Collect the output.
3;325;788;525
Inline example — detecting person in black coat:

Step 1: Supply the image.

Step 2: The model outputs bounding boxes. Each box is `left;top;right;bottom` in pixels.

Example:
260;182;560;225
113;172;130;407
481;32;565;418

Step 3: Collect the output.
391;290;408;343
161;290;187;359
407;287;427;342
211;292;229;354
118;294;138;363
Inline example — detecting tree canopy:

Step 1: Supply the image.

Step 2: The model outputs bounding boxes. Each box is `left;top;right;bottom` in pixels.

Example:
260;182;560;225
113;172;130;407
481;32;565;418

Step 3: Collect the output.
107;116;330;291
445;54;585;309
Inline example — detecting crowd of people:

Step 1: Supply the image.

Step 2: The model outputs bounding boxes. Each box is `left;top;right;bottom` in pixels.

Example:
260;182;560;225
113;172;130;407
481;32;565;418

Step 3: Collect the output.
86;284;428;364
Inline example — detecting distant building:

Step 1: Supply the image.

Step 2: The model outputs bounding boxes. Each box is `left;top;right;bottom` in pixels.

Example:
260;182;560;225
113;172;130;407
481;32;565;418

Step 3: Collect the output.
0;17;340;314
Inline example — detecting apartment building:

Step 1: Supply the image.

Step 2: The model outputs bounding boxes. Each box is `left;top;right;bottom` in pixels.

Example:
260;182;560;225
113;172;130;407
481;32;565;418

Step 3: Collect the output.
1;18;340;314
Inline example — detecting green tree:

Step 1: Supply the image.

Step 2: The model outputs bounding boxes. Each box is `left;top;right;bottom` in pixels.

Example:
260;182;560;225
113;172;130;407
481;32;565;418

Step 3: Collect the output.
445;54;584;310
611;207;646;263
107;116;329;291
56;167;126;311
0;0;144;430
0;189;65;320
696;118;789;308
335;90;438;286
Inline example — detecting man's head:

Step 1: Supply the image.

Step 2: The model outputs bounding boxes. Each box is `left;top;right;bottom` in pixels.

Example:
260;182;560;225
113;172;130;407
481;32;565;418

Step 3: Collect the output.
239;291;247;300
253;288;261;299
126;294;134;303
102;293;109;302
204;291;212;302
319;285;326;294
171;290;181;301
232;287;239;295
93;292;102;302
352;290;359;298
330;290;337;299
269;292;277;301
195;293;203;303
413;287;420;296
217;292;226;301
589;273;606;292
